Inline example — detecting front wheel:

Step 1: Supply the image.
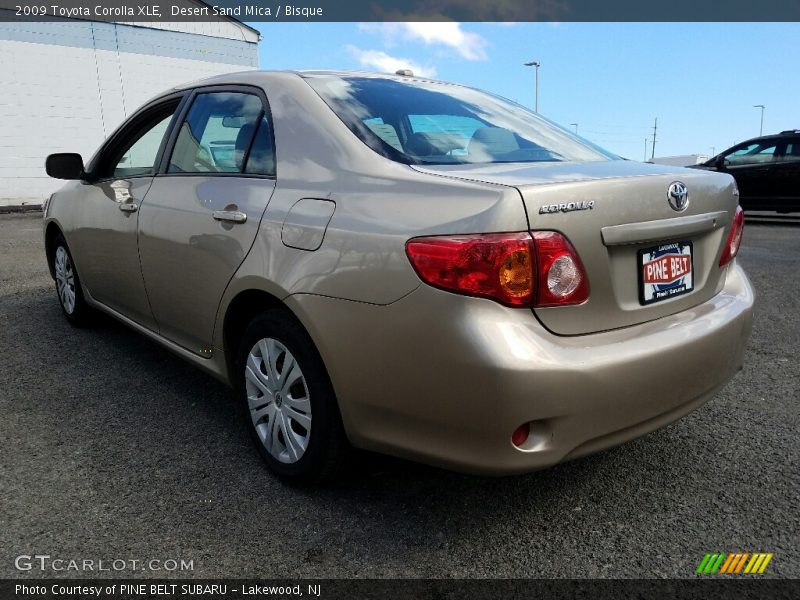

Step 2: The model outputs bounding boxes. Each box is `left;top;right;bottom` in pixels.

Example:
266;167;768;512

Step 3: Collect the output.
52;234;92;325
236;310;347;483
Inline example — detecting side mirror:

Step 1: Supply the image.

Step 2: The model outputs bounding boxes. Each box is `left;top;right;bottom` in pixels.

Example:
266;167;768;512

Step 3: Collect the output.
45;153;85;180
713;155;726;169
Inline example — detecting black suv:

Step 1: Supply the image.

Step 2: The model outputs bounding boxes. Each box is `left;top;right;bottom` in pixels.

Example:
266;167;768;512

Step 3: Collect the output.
691;130;800;212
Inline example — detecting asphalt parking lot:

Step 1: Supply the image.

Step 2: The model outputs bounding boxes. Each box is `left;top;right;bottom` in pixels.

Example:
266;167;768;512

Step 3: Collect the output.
1;212;798;579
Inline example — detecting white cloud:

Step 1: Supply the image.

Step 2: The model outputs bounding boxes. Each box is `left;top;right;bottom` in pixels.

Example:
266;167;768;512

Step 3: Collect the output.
346;45;437;78
359;22;488;61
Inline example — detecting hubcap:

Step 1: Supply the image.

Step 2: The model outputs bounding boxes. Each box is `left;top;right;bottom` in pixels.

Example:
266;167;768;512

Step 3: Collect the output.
54;246;76;314
244;337;312;464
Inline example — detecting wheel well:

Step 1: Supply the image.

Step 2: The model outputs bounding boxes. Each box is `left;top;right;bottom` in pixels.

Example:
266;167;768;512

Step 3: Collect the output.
44;222;62;279
223;289;289;377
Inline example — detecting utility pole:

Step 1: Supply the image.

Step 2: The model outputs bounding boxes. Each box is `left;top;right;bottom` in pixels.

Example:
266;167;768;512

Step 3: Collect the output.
570;123;578;134
651;117;658;160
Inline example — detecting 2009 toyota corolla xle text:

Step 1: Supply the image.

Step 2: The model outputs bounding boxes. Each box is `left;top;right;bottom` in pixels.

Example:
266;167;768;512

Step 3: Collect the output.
43;71;754;482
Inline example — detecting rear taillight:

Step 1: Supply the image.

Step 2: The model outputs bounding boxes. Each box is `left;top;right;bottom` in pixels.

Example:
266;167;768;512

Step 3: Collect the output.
530;231;589;307
405;231;588;308
405;233;535;306
719;205;745;267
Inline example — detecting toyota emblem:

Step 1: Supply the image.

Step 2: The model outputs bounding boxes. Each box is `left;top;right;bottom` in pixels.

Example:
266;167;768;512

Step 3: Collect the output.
667;181;689;212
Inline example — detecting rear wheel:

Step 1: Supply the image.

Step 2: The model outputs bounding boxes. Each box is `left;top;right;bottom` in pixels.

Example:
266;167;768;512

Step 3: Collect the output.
52;234;92;325
236;310;346;483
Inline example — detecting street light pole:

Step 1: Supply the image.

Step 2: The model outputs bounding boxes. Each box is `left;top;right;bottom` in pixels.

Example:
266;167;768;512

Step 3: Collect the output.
753;104;765;136
570;123;578;134
524;60;540;113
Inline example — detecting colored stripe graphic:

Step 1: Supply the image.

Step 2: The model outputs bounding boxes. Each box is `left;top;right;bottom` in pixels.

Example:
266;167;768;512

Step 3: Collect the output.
734;553;749;574
709;553;726;574
699;552;773;575
696;554;712;574
758;554;774;573
719;554;737;574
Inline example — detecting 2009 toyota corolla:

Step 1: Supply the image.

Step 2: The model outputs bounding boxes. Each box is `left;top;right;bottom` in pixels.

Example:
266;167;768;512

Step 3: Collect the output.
43;70;754;482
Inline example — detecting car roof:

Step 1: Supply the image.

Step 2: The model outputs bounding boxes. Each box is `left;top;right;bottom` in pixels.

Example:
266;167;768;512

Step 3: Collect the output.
171;69;459;92
740;131;800;144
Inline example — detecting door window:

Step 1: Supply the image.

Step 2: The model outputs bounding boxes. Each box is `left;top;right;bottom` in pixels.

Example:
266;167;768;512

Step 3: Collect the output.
724;142;778;166
782;141;800;162
168;92;273;175
99;100;180;179
113;114;173;178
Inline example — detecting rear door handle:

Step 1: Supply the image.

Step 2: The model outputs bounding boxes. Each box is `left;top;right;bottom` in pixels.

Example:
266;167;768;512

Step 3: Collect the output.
119;202;138;213
213;210;247;224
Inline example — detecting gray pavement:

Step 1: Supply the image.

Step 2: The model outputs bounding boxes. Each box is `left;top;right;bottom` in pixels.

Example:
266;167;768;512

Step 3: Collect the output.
1;212;797;578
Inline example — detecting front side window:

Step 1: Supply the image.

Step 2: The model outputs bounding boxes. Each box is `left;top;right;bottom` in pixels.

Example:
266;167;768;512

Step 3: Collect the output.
304;75;617;165
724;141;779;166
169;92;273;175
104;101;179;179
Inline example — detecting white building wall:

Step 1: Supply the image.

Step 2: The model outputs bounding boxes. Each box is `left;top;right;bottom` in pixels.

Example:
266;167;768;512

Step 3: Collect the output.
0;19;259;206
650;154;710;167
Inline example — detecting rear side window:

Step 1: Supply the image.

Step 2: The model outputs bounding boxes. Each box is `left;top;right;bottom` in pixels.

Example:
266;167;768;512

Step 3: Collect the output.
168;92;274;176
783;141;800;161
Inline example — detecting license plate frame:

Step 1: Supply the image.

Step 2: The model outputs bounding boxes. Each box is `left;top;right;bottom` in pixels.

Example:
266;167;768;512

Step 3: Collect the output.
638;241;694;305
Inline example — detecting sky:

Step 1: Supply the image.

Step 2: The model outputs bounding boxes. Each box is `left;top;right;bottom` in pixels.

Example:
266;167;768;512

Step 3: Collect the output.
246;22;799;160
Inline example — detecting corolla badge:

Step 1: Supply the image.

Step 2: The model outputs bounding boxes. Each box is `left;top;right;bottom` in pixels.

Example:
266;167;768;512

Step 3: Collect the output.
667;181;689;212
539;200;595;214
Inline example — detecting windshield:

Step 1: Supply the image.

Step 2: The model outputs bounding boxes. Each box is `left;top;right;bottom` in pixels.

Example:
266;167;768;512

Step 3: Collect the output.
304;75;618;165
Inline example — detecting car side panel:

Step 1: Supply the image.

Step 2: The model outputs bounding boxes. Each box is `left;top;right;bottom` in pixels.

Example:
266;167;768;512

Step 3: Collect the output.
138;176;276;354
45;178;157;330
212;73;530;353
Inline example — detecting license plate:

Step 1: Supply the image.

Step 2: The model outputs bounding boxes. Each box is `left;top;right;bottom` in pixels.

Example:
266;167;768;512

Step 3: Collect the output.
638;241;694;305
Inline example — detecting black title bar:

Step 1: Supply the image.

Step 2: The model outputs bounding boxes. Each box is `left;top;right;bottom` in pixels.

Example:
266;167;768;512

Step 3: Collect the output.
3;579;800;600
2;0;800;22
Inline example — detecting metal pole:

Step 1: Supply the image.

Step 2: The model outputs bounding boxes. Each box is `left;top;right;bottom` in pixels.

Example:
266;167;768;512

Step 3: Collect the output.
644;138;648;162
524;61;541;113
570;123;578;134
651;117;658;160
753;105;765;136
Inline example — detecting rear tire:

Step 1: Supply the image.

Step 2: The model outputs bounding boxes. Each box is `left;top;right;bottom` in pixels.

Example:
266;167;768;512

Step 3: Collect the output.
52;234;92;326
236;310;347;483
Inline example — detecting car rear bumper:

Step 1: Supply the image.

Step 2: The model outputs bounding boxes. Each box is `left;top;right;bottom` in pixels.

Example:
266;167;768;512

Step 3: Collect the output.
288;261;754;475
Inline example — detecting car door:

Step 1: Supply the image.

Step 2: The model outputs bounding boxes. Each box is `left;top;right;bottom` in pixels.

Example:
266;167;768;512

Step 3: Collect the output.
721;140;780;208
69;96;183;329
137;87;277;355
770;138;800;211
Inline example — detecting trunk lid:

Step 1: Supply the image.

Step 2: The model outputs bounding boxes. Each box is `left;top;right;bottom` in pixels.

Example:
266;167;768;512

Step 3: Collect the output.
412;161;739;335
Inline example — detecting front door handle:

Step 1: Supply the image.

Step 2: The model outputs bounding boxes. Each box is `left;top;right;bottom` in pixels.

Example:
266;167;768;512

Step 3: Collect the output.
119;202;138;213
213;210;247;224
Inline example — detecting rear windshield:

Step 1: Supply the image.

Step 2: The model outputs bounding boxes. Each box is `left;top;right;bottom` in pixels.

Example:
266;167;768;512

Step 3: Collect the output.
304;75;618;165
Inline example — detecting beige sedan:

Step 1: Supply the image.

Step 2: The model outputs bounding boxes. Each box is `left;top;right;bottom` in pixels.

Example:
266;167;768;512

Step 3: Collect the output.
43;71;753;482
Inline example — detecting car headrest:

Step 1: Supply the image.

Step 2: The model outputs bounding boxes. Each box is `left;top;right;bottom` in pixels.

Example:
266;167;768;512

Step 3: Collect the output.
406;131;465;157
468;127;519;158
235;123;257;170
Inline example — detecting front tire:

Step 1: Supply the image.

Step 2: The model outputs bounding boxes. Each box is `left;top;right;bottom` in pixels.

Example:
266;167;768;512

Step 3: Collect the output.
52;234;92;326
236;310;347;483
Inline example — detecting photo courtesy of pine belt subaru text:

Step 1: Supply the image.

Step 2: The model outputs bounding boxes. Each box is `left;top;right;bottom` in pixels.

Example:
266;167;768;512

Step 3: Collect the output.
43;70;754;482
